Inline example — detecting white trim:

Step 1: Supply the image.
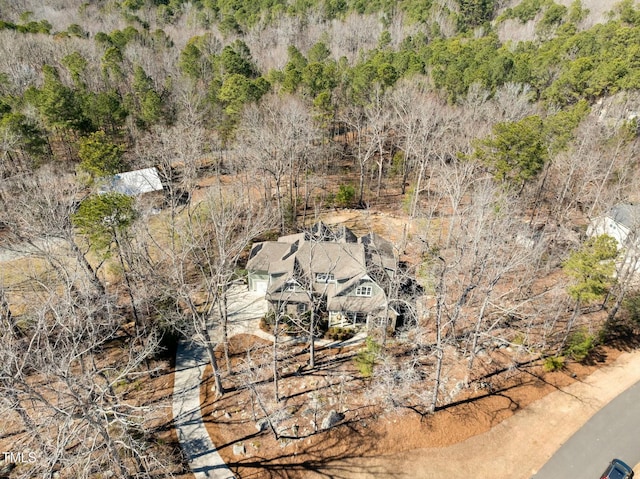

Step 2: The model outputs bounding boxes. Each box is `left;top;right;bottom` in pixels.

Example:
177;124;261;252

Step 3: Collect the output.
354;285;373;297
315;272;335;283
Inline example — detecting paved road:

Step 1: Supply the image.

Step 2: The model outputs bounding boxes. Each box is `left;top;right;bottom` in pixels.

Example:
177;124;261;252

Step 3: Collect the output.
533;379;640;478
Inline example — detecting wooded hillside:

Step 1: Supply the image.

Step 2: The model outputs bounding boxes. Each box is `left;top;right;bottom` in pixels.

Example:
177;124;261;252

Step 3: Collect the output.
1;0;640;477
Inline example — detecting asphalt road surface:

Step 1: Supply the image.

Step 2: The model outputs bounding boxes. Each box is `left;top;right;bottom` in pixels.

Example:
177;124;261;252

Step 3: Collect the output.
533;379;640;478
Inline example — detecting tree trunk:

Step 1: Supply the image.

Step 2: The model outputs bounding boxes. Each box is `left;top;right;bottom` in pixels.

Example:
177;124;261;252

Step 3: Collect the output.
430;259;446;413
431;347;443;414
376;135;385;199
69;238;106;295
273;313;280;403
410;158;427;219
275;176;285;234
218;289;231;374
309;309;315;369
559;299;581;354
467;292;492;379
0;288;18;338
202;325;224;396
607;248;640;323
358;157;366;206
113;231;142;335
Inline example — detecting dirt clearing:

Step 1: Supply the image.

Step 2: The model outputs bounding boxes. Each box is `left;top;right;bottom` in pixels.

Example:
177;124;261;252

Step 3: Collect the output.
200;333;640;479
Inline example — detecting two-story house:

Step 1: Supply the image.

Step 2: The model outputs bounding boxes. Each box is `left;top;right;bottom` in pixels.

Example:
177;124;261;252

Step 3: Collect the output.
247;223;396;329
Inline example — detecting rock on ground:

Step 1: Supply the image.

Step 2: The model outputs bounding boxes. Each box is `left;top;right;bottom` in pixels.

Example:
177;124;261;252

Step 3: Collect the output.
322;410;345;430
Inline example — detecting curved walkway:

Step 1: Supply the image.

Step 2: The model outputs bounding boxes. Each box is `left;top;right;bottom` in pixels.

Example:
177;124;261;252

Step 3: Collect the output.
173;340;234;479
174;286;640;479
172;287;267;479
172;286;366;478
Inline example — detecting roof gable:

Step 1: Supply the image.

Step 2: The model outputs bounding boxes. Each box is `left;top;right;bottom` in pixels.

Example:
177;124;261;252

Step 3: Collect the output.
295;241;366;280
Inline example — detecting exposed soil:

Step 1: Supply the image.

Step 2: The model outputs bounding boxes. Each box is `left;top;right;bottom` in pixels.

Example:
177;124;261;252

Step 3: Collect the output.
0;341;191;479
199;333;637;479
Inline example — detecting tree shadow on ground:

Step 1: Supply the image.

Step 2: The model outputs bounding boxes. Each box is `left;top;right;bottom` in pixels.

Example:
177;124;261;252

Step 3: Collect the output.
599;318;640;352
224;418;403;479
400;358;579;427
431;380;533;426
579;317;640;365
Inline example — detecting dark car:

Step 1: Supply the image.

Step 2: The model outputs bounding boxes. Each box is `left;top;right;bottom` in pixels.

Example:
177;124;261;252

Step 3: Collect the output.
600;459;635;479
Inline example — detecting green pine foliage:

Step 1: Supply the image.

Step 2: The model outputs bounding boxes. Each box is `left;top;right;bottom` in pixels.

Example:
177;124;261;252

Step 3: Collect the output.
335;184;356;207
543;355;565;371
563;235;618;304
0;18;51;34
498;0;548;24
78;131;126;179
426;34;515;101
354;336;381;377
28;65;91;134
564;328;596;361
2;0;640;177
474;115;548;186
0;112;49;164
72;193;136;253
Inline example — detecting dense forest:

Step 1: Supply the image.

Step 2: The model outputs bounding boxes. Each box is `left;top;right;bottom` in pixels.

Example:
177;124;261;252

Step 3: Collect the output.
1;0;640;477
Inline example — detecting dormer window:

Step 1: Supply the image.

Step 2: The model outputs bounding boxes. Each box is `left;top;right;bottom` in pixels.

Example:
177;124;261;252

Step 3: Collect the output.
315;273;335;283
355;285;372;297
284;281;296;292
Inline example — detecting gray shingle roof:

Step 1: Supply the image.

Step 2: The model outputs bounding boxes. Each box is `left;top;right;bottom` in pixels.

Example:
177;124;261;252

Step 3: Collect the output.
247;242;294;272
607;204;640;230
294;241;366;281
248;224;395;316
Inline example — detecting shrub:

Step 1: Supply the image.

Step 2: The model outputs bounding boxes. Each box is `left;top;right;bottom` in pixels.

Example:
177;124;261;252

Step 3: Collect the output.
543;355;565;371
326;326;354;341
259;311;276;333
260;310;326;337
502;0;546;24
540;3;567;28
622;292;640;325
565;328;596;361
390;150;404;176
354;336;381;378
335;184;355;207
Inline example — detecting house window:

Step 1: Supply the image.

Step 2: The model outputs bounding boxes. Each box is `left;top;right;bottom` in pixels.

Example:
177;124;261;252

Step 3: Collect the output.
315;273;335;283
345;311;367;325
284;281;296;292
354;285;373;297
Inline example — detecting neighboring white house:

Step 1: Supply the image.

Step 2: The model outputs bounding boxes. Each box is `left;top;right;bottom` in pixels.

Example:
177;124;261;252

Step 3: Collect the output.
99;167;164;196
587;204;640;247
588;204;640;273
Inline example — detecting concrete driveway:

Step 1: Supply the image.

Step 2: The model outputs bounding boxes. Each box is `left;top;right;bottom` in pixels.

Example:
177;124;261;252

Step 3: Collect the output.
173;285;268;479
223;284;270;339
173;341;235;479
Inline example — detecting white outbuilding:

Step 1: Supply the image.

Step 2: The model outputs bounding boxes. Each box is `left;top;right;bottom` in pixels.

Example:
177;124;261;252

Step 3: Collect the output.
99;167;164;196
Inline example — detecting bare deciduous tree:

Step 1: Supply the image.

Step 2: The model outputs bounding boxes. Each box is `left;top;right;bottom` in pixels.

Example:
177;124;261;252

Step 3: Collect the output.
0;285;171;478
137;185;275;396
237;93;318;233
